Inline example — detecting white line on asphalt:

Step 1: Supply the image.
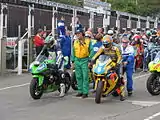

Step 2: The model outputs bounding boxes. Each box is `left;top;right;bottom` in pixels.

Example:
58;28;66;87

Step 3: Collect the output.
144;112;160;120
0;83;29;91
134;73;150;80
0;73;150;91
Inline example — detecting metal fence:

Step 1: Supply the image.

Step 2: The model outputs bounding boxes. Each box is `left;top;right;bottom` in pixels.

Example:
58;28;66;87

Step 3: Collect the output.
7;4;153;37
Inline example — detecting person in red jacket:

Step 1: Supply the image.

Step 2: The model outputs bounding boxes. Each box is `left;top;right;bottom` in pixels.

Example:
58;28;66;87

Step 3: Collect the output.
34;29;45;56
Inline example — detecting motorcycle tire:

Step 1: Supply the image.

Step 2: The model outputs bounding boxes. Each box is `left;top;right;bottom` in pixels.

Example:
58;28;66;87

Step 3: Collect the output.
95;81;104;104
64;72;71;93
146;73;160;96
30;78;43;100
112;91;119;97
71;71;78;90
58;72;71;93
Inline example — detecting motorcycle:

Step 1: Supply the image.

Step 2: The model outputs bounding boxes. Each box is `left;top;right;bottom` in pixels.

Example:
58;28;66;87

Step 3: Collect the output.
92;55;125;104
146;51;160;95
29;46;71;99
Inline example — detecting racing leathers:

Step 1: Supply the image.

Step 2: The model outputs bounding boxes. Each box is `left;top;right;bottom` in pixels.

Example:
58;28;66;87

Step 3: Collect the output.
92;45;122;67
91;45;125;100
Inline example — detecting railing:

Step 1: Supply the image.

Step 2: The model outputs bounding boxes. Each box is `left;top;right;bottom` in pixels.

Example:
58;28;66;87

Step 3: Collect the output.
13;31;28;69
17;31;29;75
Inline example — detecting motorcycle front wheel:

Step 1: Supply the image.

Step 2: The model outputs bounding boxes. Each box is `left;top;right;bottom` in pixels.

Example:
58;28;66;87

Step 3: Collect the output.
30;78;43;100
95;81;104;104
146;73;160;96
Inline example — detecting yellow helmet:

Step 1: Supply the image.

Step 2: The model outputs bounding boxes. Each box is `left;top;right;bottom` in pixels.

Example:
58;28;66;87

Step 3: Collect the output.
85;31;92;38
102;35;113;48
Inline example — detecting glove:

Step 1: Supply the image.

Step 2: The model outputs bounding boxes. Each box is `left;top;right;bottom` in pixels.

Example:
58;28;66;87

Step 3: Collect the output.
123;62;128;67
88;59;95;68
115;63;120;70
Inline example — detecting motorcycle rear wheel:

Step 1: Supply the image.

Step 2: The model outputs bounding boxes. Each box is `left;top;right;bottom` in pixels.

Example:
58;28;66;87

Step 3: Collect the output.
58;72;71;93
64;72;71;93
146;73;160;96
95;81;104;104
30;78;43;100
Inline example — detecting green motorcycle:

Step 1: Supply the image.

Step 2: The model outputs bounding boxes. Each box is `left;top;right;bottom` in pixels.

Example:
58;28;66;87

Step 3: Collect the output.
29;46;71;99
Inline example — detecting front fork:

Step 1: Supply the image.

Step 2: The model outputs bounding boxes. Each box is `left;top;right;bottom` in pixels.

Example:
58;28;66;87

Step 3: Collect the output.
33;75;44;86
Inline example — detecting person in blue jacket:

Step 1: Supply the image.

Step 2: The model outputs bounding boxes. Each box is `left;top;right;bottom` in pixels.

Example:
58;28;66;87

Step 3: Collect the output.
76;21;83;31
121;37;135;96
60;30;71;69
57;16;66;38
92;33;103;54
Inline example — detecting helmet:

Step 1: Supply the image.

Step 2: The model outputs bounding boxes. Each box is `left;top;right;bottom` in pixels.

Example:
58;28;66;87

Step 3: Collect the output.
45;35;55;47
152;30;157;35
45;35;54;44
85;31;92;38
131;29;136;33
75;28;84;34
107;30;114;35
133;35;141;40
146;30;151;36
102;35;113;48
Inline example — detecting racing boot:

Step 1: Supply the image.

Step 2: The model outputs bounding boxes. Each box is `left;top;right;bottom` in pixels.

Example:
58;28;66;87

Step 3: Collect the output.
59;83;65;97
119;85;125;101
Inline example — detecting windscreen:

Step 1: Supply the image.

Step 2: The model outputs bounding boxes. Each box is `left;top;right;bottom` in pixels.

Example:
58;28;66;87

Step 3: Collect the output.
155;51;160;60
98;55;110;63
35;55;47;63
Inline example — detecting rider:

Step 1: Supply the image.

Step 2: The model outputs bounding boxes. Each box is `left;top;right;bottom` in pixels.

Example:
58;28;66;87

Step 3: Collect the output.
42;35;66;97
90;35;125;101
121;37;135;96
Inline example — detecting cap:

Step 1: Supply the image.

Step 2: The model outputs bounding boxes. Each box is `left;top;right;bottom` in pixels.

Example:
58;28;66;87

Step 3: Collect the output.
108;30;114;35
75;29;84;34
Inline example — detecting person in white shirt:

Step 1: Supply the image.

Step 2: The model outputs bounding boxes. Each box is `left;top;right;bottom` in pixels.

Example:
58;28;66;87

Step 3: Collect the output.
121;37;135;96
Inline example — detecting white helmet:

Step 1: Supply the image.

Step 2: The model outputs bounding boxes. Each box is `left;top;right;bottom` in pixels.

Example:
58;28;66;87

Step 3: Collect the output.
108;30;114;35
135;30;140;34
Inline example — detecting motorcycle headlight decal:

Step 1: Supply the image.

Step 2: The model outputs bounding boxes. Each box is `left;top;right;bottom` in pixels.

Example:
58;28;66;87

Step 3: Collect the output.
97;67;102;73
37;64;47;71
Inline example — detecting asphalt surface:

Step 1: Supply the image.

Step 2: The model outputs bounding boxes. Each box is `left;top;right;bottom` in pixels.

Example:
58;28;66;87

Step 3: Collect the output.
0;71;160;120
